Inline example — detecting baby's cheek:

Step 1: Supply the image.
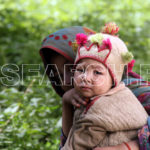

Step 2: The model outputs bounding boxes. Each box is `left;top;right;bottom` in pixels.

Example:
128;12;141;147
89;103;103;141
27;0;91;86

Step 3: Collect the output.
74;73;81;82
93;78;104;86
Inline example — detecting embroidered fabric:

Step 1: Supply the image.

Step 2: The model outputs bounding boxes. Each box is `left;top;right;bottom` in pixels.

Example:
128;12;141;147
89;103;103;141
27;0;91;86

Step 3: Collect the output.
59;129;67;150
138;117;150;150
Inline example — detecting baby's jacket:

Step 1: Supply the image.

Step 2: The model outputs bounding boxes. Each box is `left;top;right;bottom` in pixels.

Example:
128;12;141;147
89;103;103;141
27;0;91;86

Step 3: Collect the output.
62;83;148;150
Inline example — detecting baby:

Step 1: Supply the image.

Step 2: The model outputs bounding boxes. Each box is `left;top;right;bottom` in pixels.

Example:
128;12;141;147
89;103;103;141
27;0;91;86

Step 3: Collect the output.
61;23;148;150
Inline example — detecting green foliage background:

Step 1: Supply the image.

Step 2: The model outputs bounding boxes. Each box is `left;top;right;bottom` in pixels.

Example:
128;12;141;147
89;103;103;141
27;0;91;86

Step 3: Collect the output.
0;0;150;149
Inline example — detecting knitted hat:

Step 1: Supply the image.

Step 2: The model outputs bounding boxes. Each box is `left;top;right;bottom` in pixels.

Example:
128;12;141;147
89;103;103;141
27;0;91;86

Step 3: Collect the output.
74;23;133;87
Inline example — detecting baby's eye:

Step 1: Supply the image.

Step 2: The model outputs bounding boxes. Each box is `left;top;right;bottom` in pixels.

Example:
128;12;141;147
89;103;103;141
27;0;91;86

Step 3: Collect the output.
94;70;102;75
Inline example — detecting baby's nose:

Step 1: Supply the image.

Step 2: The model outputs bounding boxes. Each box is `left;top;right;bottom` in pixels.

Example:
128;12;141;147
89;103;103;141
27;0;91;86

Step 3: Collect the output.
82;72;92;82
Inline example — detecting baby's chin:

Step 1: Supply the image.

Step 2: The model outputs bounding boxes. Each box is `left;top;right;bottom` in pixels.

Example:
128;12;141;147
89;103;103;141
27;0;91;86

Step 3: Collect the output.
75;86;95;99
79;92;94;99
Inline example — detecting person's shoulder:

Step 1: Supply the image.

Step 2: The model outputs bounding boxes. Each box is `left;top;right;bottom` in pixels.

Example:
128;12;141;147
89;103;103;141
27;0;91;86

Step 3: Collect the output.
111;85;134;98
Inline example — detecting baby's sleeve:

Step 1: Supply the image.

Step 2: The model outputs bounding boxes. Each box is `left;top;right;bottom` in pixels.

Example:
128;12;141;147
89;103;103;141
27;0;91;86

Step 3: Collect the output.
73;114;106;149
61;113;106;150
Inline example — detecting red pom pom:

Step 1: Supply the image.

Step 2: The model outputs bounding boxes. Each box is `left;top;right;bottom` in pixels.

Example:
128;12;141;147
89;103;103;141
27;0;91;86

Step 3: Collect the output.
101;22;119;36
76;33;87;46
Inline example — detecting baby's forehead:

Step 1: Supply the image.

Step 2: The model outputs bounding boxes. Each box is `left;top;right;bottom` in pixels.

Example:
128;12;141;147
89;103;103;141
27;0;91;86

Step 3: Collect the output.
77;59;107;70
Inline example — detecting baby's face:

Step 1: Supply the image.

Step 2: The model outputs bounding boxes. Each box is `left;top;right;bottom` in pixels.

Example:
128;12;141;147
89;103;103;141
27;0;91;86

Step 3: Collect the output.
74;58;113;98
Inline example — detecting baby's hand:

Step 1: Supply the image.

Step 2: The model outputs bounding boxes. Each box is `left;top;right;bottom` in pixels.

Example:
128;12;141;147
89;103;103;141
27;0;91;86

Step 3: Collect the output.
62;88;87;108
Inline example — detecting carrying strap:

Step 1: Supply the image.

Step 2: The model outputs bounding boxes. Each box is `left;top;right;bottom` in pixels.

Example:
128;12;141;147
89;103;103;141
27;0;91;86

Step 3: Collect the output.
131;87;150;97
123;78;150;97
123;78;144;86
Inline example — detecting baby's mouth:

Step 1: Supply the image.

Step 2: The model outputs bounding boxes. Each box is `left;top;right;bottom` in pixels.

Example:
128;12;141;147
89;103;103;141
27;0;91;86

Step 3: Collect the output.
80;85;92;91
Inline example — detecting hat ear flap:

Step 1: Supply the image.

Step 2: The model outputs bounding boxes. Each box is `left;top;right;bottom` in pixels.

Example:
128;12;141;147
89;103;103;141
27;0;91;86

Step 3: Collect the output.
121;52;134;64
